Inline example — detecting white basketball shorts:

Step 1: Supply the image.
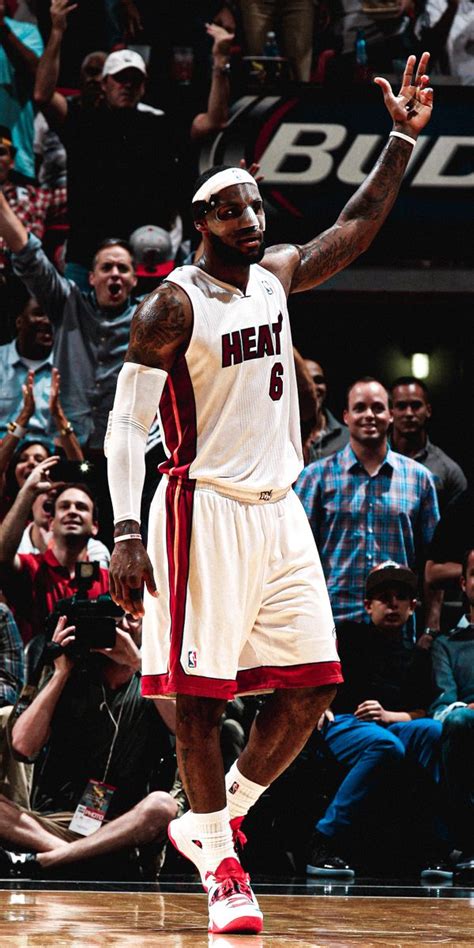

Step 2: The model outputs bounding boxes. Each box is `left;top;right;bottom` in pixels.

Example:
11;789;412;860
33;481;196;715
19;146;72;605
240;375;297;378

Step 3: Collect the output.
141;476;342;699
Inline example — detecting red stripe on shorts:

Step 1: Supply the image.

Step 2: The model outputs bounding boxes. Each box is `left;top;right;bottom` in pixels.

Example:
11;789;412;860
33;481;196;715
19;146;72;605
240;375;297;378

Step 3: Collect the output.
166;477;194;684
236;660;343;694
142;658;343;700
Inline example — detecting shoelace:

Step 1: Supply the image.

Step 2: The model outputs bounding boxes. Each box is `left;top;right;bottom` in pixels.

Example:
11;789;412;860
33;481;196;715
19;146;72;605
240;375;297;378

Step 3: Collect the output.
233;826;248;850
209;875;253;907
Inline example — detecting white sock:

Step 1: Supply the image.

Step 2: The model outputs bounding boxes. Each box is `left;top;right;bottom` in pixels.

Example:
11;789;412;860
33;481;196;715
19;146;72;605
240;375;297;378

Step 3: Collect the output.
225;762;268;820
185;806;236;873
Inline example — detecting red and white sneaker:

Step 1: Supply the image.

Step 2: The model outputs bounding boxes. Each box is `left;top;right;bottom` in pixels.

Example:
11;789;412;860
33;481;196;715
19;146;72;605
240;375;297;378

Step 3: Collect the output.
207;857;263;934
167;811;208;886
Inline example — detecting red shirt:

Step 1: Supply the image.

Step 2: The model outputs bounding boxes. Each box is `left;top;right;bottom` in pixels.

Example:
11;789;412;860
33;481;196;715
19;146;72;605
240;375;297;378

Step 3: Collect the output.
3;549;109;643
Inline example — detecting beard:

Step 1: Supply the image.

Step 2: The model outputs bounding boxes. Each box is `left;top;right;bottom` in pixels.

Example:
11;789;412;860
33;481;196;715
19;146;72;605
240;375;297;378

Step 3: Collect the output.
208;230;266;267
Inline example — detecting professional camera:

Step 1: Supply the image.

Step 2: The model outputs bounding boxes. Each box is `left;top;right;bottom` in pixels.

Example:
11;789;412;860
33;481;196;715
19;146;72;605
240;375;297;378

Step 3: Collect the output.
46;562;123;657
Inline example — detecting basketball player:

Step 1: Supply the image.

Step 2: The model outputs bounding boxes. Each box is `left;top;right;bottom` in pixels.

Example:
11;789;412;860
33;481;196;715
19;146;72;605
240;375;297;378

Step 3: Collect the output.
106;55;433;934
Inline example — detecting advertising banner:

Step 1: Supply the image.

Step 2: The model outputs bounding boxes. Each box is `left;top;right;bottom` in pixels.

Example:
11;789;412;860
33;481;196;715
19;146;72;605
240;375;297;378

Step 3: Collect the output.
199;84;474;264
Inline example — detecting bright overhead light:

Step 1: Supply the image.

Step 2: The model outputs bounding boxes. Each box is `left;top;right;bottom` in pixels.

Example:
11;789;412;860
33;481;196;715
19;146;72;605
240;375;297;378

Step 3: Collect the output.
411;353;429;379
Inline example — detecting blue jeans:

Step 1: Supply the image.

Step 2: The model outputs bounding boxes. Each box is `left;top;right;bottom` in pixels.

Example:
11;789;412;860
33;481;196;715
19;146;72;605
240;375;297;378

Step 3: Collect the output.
317;713;442;838
441;707;474;850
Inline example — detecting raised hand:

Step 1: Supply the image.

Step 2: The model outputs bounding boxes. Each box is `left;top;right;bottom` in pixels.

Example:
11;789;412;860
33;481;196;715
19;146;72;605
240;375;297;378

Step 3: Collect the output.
122;0;143;40
22;454;60;498
374;52;433;136
206;22;235;60
50;0;78;32
239;158;264;185
48;366;66;425
18;369;35;427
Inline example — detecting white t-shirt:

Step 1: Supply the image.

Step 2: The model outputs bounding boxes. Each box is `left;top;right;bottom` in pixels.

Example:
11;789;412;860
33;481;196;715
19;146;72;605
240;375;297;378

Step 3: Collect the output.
416;0;474;84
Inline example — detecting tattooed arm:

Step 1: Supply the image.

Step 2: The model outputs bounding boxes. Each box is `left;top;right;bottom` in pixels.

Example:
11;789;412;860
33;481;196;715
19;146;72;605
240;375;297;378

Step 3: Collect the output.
107;282;192;617
126;281;192;370
262;53;434;296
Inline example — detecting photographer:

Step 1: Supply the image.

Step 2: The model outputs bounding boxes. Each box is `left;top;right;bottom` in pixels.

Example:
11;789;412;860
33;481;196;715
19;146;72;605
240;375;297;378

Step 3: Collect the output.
0;611;177;877
0;457;109;642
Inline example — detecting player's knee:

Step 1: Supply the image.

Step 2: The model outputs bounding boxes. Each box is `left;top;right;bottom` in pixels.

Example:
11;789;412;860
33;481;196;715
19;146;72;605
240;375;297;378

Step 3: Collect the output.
176;695;227;744
299;683;338;715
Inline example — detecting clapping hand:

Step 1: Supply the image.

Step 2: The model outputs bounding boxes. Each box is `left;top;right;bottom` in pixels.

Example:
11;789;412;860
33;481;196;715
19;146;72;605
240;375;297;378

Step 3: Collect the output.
17;370;35;428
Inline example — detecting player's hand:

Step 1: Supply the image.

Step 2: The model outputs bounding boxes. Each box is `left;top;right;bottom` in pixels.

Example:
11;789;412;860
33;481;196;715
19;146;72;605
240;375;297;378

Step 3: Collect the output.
354;700;390;723
374;52;433;137
109;539;158;618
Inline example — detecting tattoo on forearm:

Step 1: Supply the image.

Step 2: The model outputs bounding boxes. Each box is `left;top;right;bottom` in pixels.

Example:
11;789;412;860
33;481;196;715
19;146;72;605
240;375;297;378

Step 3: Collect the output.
293;138;412;291
128;284;187;366
342;139;410;224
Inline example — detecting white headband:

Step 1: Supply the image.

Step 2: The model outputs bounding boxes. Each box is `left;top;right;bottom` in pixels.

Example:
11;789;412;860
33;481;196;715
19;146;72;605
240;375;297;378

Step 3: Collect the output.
192;168;257;204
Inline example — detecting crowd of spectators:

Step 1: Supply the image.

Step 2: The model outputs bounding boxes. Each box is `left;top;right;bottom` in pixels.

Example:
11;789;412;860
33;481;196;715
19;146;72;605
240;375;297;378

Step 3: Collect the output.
0;0;471;886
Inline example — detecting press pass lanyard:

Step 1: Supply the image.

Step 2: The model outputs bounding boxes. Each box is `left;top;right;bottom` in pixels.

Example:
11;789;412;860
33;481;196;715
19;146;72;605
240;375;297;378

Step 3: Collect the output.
100;676;135;783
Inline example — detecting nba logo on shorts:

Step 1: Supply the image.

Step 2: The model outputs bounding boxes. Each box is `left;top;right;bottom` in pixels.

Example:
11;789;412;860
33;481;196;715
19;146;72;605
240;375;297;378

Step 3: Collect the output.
188;650;198;668
229;781;240;795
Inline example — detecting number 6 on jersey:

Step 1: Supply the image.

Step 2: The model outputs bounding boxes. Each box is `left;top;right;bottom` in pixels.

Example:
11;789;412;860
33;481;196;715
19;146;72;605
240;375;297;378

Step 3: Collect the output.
269;362;284;400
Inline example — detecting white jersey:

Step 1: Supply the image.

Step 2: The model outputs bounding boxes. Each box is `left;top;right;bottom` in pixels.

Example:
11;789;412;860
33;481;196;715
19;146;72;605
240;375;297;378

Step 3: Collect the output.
157;263;303;493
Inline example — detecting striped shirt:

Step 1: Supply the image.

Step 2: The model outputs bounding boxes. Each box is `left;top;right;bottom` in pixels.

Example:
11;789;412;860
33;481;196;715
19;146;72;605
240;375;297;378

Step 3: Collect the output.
294;443;440;623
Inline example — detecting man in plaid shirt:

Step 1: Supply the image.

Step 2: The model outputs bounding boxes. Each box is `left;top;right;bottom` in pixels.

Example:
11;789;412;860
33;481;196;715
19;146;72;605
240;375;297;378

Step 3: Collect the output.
0;603;24;709
295;377;440;629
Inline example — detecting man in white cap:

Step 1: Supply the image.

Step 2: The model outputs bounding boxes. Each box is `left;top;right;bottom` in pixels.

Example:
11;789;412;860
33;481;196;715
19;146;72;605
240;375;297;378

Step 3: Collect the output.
106;55;434;934
33;1;179;284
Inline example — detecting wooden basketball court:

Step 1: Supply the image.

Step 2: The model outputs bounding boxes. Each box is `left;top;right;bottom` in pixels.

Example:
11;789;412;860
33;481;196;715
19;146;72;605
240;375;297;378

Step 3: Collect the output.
0;881;473;946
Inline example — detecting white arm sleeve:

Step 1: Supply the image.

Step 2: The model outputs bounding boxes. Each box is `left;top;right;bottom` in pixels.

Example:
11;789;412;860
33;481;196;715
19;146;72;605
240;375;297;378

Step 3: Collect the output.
104;362;168;525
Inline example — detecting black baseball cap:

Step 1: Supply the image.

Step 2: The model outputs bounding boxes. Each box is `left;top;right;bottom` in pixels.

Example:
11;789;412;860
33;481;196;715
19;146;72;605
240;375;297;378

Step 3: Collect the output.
365;561;418;597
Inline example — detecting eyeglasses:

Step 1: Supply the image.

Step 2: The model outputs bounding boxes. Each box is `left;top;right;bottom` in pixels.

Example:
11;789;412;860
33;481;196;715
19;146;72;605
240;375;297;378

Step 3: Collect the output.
312;374;326;384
